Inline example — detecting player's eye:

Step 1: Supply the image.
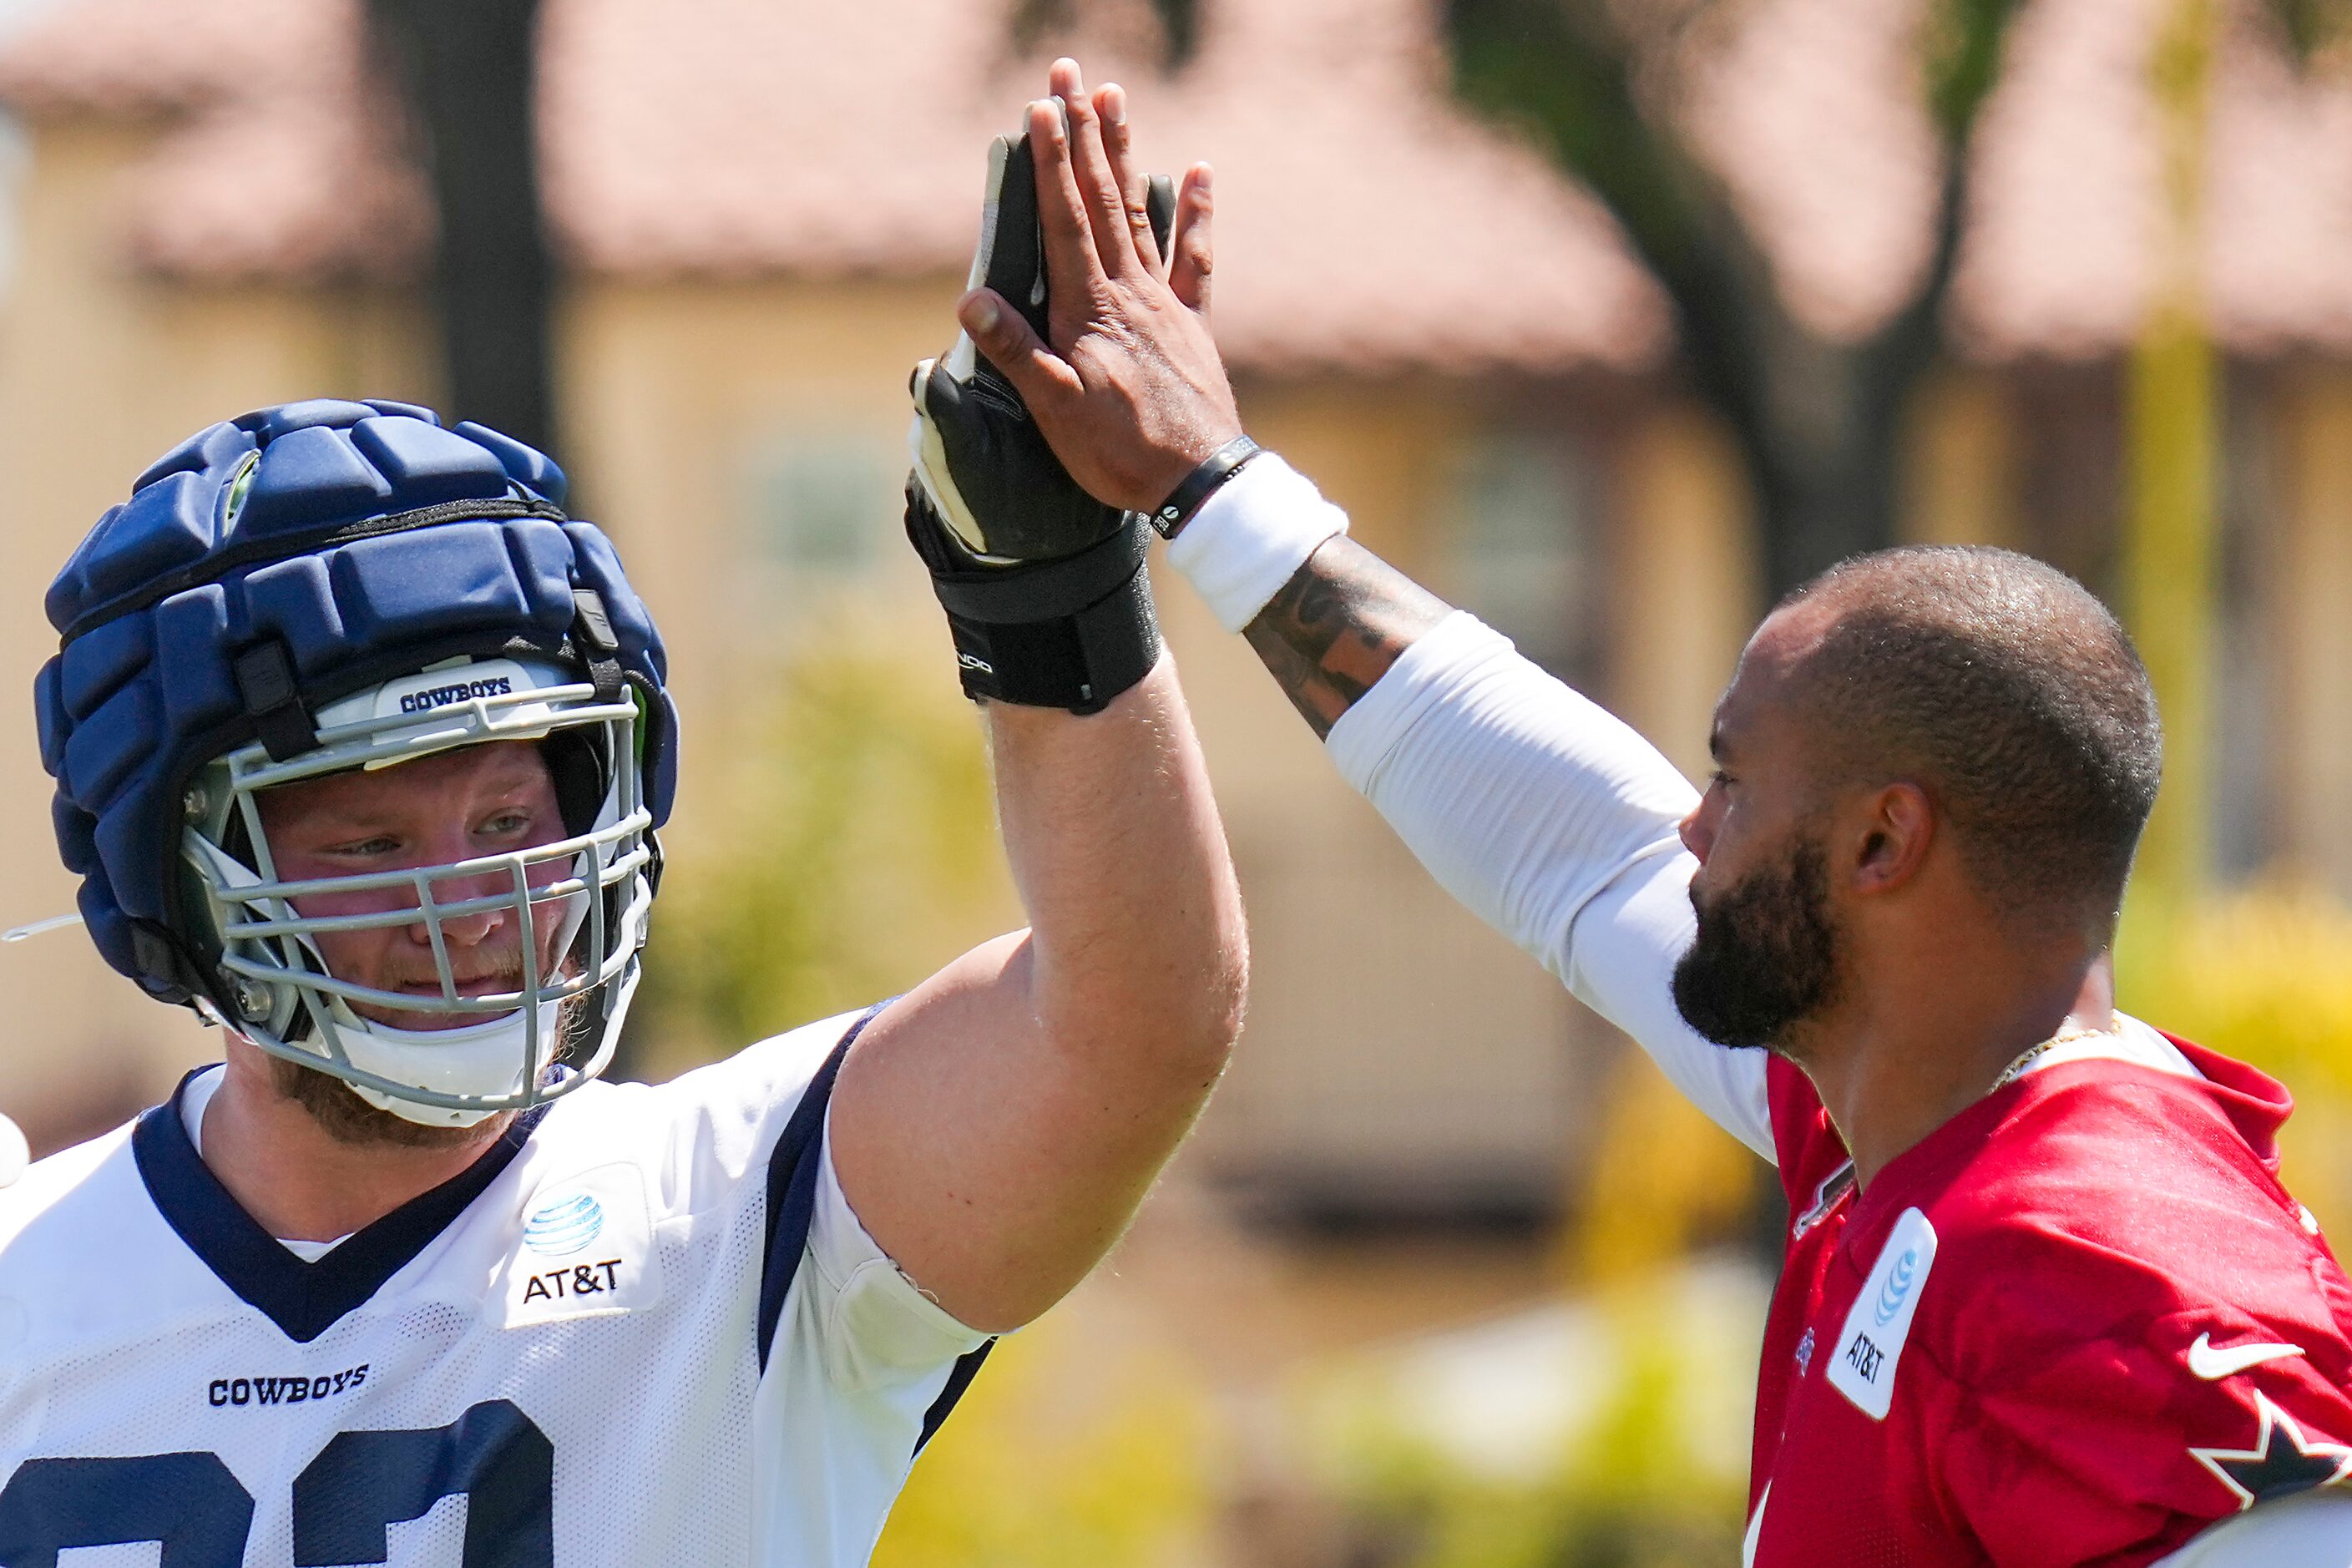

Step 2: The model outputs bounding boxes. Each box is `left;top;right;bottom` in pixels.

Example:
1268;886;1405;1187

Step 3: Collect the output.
324;834;401;858
1707;769;1735;791
478;809;534;838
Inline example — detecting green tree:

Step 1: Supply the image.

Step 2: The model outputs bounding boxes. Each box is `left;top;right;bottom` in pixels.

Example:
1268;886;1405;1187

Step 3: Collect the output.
2271;0;2352;56
1315;1279;1753;1568
1435;0;2022;595
630;644;1013;1077
1031;0;2016;594
1130;0;2338;603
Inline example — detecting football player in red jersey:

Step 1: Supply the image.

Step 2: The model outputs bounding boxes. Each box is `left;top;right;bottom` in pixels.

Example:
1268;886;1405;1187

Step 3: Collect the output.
966;59;2352;1565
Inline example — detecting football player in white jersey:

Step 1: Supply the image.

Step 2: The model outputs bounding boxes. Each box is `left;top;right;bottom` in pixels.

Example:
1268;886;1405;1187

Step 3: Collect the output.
1;68;1244;1567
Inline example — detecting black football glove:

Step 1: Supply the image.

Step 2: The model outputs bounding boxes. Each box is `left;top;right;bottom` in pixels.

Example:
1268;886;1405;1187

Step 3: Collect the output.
903;130;1173;714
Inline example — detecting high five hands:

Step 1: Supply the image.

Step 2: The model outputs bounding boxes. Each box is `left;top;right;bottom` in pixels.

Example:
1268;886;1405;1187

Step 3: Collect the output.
956;59;1245;514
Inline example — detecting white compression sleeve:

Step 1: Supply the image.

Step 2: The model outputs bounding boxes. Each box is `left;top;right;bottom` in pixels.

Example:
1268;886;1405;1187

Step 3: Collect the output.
2151;1490;2352;1565
1325;613;1776;1161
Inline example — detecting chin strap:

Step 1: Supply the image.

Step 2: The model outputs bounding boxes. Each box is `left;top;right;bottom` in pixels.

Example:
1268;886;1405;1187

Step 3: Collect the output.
571;589;627;704
232;640;319;762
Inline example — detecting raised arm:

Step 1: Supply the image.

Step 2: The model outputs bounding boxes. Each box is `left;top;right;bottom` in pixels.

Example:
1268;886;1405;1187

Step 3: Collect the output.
1238;534;1771;1158
949;58;1770;1160
828;656;1242;1334
1242;535;1449;738
824;65;1246;1335
1241;539;1687;953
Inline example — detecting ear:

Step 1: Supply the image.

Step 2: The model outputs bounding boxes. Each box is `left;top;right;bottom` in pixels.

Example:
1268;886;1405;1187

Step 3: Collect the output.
1845;781;1935;898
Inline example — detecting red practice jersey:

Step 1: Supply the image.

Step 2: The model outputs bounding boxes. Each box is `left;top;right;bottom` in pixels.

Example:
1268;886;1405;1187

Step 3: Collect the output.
1745;1039;2352;1566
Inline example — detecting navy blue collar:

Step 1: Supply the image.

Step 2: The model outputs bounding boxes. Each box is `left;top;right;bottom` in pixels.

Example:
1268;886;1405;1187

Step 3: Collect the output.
133;1067;546;1343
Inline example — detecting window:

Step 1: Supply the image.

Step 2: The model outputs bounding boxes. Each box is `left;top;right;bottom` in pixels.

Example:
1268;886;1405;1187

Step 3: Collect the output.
1444;430;1601;681
746;437;895;582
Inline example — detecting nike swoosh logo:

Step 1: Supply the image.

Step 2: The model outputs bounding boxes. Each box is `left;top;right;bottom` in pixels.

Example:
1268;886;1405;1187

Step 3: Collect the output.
2188;1332;2307;1380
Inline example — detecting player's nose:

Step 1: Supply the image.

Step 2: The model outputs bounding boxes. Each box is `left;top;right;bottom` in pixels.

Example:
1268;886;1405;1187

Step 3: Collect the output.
1679;798;1716;865
423;907;505;948
407;867;510;948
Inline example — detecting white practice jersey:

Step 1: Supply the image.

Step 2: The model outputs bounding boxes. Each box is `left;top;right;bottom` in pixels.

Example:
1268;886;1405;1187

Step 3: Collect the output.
0;1004;992;1567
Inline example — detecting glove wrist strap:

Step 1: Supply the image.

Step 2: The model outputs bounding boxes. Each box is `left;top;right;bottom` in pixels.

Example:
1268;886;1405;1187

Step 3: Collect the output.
922;517;1161;715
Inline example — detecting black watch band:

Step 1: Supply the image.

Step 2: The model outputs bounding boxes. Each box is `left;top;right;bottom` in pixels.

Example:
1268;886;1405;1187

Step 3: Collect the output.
1150;436;1263;539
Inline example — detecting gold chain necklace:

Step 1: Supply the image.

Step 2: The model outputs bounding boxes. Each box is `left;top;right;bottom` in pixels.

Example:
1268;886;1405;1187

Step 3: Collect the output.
1991;1016;2122;1092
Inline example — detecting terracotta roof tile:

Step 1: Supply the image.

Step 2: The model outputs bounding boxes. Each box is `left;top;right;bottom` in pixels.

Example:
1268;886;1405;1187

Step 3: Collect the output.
0;0;1672;373
534;0;1671;372
0;0;295;118
1955;0;2352;358
1687;0;1946;341
2199;35;2352;354
3;0;2349;370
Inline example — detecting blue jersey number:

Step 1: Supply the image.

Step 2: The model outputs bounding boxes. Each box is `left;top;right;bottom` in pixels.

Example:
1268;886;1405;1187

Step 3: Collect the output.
293;1400;552;1566
0;1401;551;1567
0;1452;252;1567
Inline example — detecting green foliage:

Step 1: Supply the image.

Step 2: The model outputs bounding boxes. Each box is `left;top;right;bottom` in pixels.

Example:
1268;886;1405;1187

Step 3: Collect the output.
873;1319;1213;1567
1309;1261;1762;1568
1925;0;2027;141
2269;0;2352;61
1438;0;2029;590
1576;1052;1759;1285
631;642;1011;1073
1319;1287;1751;1568
1439;0;2027;266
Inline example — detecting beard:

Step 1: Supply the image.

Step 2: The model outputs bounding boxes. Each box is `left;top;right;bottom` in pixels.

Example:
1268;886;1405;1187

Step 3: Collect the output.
264;980;593;1150
266;1051;510;1151
1671;835;1844;1053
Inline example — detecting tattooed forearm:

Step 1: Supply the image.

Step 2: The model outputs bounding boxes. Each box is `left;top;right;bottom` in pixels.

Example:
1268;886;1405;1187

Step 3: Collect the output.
1242;538;1454;739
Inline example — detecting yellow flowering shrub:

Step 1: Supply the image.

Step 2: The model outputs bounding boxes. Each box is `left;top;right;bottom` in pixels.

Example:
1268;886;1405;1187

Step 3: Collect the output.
2117;886;2352;1223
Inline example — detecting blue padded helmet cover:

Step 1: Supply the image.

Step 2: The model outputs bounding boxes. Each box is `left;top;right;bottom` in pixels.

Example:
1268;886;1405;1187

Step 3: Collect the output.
35;399;677;1004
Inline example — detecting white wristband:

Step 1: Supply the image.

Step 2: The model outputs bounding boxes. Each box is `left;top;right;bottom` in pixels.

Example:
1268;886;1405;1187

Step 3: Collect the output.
1164;453;1349;634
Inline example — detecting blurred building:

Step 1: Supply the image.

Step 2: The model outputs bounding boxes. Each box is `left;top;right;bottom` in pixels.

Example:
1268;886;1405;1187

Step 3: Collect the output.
0;0;2348;1224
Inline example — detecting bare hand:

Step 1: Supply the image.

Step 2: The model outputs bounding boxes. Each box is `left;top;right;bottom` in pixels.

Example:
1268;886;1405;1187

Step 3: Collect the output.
954;59;1243;515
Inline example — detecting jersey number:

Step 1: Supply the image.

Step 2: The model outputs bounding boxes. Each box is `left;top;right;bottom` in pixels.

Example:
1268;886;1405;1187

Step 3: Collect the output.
0;1400;552;1567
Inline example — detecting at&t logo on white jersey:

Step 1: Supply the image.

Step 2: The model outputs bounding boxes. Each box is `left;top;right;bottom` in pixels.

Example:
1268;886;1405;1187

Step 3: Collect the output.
524;1193;604;1255
503;1163;665;1326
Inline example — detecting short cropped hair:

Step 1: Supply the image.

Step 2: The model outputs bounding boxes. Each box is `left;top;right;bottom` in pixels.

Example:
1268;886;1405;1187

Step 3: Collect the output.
1778;545;2162;936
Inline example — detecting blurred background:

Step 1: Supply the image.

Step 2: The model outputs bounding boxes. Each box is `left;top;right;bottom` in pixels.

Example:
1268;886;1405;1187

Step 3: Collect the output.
2;0;2351;1560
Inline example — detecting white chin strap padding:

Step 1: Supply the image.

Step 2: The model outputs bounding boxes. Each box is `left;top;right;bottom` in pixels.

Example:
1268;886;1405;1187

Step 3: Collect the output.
327;1000;565;1128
